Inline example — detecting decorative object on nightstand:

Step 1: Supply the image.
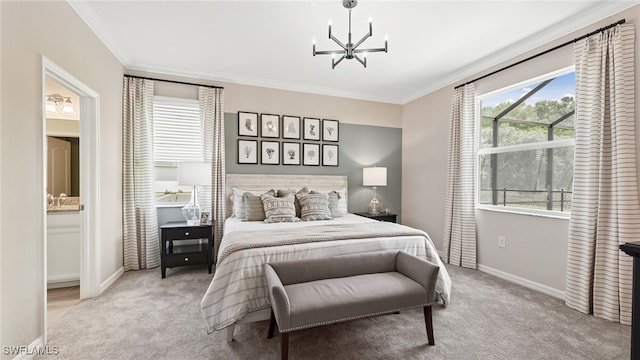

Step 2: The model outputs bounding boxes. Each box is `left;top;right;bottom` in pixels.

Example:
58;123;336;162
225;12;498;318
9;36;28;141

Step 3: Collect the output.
178;162;211;226
363;166;387;215
160;222;213;278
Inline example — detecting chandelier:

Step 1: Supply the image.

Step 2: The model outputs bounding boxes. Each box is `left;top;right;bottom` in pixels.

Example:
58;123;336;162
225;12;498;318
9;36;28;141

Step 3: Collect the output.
313;0;388;69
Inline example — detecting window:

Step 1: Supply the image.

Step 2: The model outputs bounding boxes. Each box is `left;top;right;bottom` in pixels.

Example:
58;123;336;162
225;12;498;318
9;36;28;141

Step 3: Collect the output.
153;96;202;205
477;69;575;214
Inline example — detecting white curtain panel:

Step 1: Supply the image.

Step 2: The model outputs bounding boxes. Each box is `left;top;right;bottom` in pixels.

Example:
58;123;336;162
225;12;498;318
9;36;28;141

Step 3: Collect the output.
565;24;638;325
199;87;225;260
443;83;477;269
122;77;160;270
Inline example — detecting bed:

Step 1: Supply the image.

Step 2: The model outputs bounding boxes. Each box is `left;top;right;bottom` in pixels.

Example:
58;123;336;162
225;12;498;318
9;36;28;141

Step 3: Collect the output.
200;174;452;341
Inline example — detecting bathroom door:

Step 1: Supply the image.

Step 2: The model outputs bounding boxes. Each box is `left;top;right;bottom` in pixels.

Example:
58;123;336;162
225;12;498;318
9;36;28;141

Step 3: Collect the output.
47;136;71;196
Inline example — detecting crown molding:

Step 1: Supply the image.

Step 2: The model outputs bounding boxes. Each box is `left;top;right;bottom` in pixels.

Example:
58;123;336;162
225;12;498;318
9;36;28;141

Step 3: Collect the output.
125;64;405;104
66;0;132;66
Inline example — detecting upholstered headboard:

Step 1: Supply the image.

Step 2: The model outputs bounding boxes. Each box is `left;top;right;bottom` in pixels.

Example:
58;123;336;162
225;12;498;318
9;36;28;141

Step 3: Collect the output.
225;174;348;217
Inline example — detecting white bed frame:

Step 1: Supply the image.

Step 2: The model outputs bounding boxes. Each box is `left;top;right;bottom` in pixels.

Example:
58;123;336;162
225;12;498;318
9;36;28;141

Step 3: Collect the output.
223;174;348;341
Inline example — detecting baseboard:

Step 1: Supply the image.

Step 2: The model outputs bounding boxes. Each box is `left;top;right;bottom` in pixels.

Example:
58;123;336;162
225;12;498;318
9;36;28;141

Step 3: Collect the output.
100;267;124;294
7;336;60;360
47;279;80;289
477;264;565;300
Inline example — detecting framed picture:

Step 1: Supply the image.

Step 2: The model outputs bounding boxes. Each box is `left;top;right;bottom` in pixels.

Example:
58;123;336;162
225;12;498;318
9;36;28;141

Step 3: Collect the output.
261;141;280;165
200;211;210;225
238;139;258;164
282;115;301;139
282;142;301;165
303;117;321;141
261;114;280;138
322;119;339;142
303;143;320;166
322;144;339;166
238;111;258;137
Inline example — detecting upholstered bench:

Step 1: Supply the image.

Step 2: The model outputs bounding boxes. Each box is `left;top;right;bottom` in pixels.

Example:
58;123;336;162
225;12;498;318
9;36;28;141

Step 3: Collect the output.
264;250;440;360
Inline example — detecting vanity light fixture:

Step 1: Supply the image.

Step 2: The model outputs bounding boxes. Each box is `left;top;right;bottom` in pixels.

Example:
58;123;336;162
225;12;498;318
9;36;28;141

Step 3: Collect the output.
46;93;75;115
313;0;388;69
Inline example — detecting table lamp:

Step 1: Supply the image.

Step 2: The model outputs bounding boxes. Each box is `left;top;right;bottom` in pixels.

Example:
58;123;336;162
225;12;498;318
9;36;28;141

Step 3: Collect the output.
363;167;387;215
178;162;211;225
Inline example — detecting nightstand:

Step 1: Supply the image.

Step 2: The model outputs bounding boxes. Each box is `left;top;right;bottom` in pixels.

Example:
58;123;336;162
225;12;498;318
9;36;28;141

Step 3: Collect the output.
160;222;213;278
354;212;397;223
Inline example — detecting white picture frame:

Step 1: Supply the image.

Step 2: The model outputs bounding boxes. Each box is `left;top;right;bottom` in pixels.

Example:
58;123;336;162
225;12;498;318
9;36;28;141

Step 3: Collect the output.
303;117;321;141
282;142;301;165
322;119;339;142
322;144;339;166
282;115;301;139
260;113;280;138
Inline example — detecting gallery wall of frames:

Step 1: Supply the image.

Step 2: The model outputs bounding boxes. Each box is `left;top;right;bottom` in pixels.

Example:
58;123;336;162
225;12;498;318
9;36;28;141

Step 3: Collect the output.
236;111;340;167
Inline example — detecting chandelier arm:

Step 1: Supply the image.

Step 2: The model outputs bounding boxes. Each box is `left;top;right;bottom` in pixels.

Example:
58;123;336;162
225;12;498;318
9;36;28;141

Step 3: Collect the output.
352;32;372;50
354;47;386;54
315;49;347;55
354;54;367;68
332;54;347;69
330;35;348;50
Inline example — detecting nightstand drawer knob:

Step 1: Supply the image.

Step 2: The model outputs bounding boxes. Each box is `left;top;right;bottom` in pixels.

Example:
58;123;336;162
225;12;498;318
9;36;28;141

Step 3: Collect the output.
185;232;190;236
184;257;189;262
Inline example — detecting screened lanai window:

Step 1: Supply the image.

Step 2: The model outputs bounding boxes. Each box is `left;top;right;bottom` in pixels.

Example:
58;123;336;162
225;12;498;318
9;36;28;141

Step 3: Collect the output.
477;69;575;214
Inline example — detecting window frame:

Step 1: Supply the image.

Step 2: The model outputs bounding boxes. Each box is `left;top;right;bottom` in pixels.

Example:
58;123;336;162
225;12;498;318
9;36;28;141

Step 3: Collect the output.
475;66;575;218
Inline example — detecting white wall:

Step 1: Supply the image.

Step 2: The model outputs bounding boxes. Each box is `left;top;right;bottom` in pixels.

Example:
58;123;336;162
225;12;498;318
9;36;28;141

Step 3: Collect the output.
402;5;640;297
0;1;124;355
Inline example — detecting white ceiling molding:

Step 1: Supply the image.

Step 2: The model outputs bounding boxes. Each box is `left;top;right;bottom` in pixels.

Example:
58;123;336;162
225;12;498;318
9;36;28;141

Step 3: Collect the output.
66;0;132;66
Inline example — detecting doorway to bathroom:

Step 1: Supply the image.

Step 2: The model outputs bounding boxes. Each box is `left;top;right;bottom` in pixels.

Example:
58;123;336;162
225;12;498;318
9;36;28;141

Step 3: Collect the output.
41;57;101;344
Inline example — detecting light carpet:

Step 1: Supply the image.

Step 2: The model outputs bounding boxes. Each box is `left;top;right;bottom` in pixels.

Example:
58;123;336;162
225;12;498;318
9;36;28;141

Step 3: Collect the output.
40;264;630;360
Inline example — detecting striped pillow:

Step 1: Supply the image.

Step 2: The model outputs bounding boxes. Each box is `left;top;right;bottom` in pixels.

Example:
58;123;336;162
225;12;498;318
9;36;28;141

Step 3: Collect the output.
261;194;300;223
297;192;332;221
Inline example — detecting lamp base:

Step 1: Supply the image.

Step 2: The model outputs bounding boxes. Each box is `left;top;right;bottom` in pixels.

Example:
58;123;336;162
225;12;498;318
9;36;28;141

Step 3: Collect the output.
368;187;381;215
182;185;201;226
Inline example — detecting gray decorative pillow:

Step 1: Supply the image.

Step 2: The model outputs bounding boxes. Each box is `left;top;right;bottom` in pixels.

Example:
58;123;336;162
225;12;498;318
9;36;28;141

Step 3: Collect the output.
261;194;300;223
243;190;275;221
328;190;345;217
297;192;332;221
277;187;309;217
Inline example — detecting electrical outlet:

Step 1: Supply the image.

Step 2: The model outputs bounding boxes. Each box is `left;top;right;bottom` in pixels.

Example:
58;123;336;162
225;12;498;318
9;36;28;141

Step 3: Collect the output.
498;236;506;248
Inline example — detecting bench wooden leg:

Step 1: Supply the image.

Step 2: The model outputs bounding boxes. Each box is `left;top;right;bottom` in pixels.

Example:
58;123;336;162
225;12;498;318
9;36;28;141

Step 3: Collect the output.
281;332;289;360
424;305;434;345
226;323;236;343
268;310;277;339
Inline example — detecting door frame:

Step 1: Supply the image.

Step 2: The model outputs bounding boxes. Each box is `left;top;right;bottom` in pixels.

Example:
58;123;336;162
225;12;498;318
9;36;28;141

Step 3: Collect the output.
41;56;101;343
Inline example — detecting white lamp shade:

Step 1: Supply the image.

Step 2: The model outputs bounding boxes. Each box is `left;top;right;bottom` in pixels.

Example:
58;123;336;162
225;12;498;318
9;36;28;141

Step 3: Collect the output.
178;162;211;186
363;167;387;187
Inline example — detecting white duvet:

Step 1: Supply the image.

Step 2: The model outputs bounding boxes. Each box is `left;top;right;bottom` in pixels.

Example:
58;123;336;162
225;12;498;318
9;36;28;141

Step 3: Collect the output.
200;214;451;333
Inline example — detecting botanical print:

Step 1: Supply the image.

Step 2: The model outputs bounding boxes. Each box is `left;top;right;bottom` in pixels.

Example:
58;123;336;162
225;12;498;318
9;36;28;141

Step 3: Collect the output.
323;144;339;166
283;115;301;139
303;117;321;140
283;142;300;165
261;114;280;138
303;143;320;165
322;119;339;142
238;140;258;164
261;141;280;165
238;112;258;137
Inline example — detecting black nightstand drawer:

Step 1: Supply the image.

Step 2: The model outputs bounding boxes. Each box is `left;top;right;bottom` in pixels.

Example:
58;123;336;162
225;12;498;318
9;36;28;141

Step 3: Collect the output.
163;226;210;240
164;250;208;267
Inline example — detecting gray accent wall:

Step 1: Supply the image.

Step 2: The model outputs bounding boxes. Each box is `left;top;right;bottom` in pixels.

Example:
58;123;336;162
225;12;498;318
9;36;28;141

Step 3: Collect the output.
225;112;402;219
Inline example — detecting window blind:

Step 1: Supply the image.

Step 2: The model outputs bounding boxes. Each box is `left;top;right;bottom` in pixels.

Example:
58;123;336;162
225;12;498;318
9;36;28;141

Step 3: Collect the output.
153;96;202;163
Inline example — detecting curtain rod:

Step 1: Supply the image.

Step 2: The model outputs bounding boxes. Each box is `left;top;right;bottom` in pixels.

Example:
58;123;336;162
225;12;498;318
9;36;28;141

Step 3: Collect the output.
124;74;224;90
454;19;626;89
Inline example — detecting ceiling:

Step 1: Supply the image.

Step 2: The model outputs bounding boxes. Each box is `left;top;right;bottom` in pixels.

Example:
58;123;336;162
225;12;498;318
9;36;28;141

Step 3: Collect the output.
69;1;637;104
